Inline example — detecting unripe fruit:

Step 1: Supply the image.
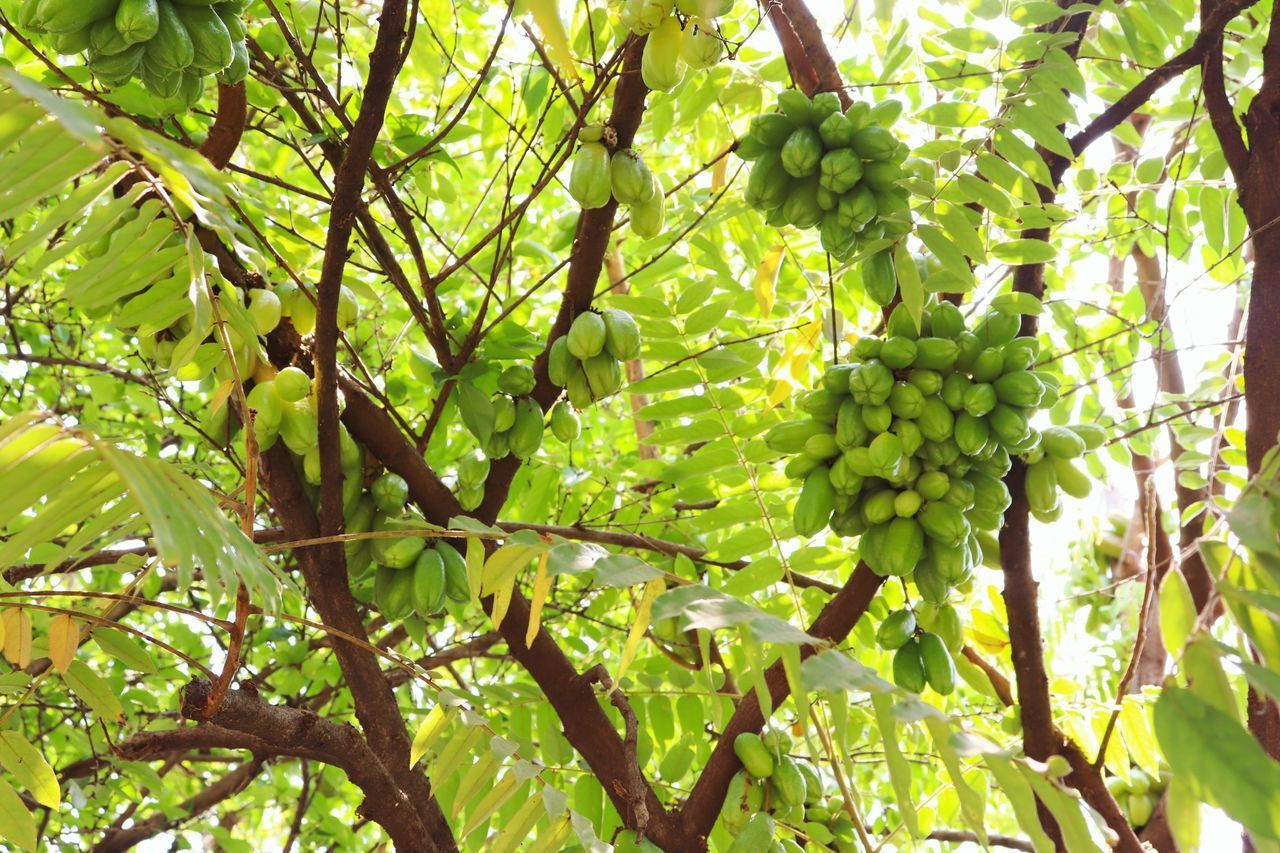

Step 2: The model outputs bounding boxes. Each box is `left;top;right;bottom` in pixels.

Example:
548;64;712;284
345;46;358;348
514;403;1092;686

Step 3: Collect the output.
248;289;282;334
567;312;607;359
733;733;775;778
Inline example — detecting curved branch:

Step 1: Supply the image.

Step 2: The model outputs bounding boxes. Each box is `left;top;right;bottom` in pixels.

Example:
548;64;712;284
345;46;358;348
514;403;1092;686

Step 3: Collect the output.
197;83;248;170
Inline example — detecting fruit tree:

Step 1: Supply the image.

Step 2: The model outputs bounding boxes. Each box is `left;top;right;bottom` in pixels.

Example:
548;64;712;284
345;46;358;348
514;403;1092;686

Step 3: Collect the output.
1;0;1280;850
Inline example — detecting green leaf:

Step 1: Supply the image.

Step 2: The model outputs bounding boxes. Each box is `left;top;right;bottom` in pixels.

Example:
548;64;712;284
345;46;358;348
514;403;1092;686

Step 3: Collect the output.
1158;568;1197;654
1154;686;1280;841
0;734;57;809
918;101;990;127
894;243;924;332
652;585;814;644
64;660;125;724
991;239;1057;265
871;694;920;838
0;777;36;852
990;292;1044;315
90;628;157;674
923;718;986;842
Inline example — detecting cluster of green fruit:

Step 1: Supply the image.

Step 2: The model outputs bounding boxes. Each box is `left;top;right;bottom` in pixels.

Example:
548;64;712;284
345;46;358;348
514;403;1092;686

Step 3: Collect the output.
18;0;250;111
736;91;910;260
620;0;731;93
548;308;641;408
1106;765;1168;829
463;365;547;461
874;602;963;696
767;298;1105;691
720;731;850;851
342;473;469;622
567;132;665;238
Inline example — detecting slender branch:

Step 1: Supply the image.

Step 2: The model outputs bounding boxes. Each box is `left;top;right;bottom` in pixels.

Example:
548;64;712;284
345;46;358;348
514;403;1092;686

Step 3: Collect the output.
928;829;1035;852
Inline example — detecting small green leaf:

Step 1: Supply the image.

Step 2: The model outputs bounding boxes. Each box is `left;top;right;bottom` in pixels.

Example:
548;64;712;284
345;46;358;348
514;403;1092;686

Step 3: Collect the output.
0;777;35;852
64;660;124;723
894;242;924;332
991;239;1057;264
1158;568;1197;654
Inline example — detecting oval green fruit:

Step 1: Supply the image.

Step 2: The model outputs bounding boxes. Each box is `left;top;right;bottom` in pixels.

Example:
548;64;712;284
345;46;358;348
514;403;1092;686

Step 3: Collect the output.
892;640;927;693
437;542;469;602
602;308;641;361
567;311;607;359
728;813;775;853
780;126;823;178
793;467;835;537
630;175;666;238
497;364;536;396
411;548;447;615
550;401;581;442
876;609;917;650
547;336;574;387
641;15;686;92
610;148;656;206
508;397;545;459
371;473;409;514
918;631;956;695
733;732;775;778
568;142;612;209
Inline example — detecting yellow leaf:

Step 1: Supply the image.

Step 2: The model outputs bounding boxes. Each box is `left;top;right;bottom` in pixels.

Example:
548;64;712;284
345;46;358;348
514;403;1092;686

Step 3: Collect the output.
753;244;784;318
491;579;514;633
525;551;552;648
453;752;499;811
210;379;235;415
461;771;520;835
1;610;30;670
711;156;728;192
615;579;664;684
410;705;449;768
0;733;58;809
489;790;550;853
524;0;580;81
481;543;541;597
766;377;794;410
788;320;823;382
523;816;572;853
46;614;77;674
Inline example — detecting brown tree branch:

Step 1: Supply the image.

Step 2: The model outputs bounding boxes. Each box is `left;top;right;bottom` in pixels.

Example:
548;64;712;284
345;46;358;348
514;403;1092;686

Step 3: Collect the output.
197;82;248;170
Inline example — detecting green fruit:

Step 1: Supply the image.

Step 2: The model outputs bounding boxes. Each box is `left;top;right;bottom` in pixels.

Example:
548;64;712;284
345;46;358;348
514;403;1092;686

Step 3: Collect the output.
772;756;806;807
797;761;823;804
930;603;965;652
962;383;997;417
860;403;892;435
879;337;917;369
547;336;573;386
930;301;965;339
270;366;309;402
780;126;823;178
916;396;955;443
848;361;893;406
782;179;824;228
837;184;878;230
817;111;855;148
746;152;791;210
728;813;775;853
497;364;536;396
371;517;428;570
766;420;830;454
247;289;282;335
794;467;835;537
971;348;1005;383
436;541;470;602
918;631;956;695
989;403;1030;445
918;501;970;548
217;37;249;84
279;397;320;455
818;148;863;195
954;412;989;456
876;609;917;650
569;142;612;209
916;470;950;501
977;311;1021;347
610;149;656;205
550;401;580;442
149;1;196;70
888;382;925;419
90;18;133;55
967;470;1011;512
804;432;840;460
602;308;642;360
993;371;1044;407
892;640;927;692
371;473;409;514
835;401;868;450
939;373;970;411
36;0;118;33
777;89;816;124
894;489;922;517
861;160;902;192
749;112;797;147
1002;337;1040;371
913;555;950;605
630;175;666;238
681;19;723;68
172;3;233;72
458;452;490;486
1025;458;1059;514
412;549;447;615
583;352;623;398
800;388;844;422
1052;456;1092;498
733;733;775;778
1068;422;1107;450
383;566;416;620
907;368;943;397
508;397;545;459
567;312;607;359
878;517;924;576
641;15;686;92
90;43;146;78
861;489;897;526
851;125;897;161
1042;425;1086;459
1127;792;1155;827
913;337;959;371
492;395;516;432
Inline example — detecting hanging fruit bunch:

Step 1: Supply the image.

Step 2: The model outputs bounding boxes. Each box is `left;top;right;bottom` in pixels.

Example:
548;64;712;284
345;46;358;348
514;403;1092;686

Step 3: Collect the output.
719;730;842;850
18;0;251;111
766;295;1104;694
620;0;733;93
567;127;666;238
736;90;911;260
548;308;641;408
